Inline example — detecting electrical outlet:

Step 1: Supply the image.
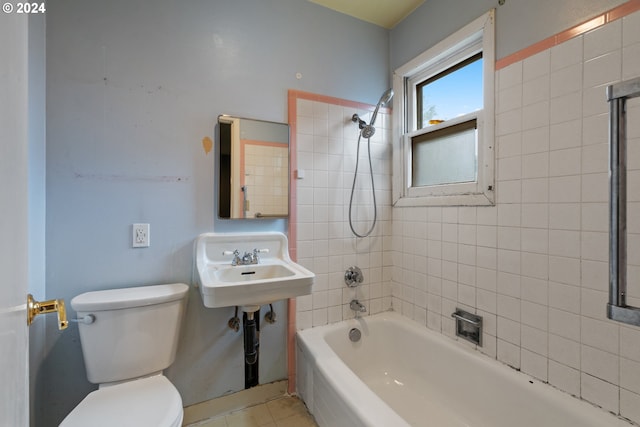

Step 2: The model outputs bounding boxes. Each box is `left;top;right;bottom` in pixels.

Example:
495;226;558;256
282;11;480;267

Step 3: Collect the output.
132;223;150;248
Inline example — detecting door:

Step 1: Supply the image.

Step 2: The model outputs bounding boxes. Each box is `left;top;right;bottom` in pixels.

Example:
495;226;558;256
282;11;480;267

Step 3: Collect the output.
1;12;31;427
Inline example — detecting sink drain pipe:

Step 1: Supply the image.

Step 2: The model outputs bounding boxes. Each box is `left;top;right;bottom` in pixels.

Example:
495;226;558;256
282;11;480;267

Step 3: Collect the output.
243;309;260;388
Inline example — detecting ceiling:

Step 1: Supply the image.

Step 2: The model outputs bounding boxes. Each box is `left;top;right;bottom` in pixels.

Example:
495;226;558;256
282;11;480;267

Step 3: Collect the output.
308;0;426;29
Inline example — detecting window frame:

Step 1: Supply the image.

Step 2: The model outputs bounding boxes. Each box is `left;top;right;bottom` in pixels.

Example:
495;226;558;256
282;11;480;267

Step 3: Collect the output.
392;10;495;207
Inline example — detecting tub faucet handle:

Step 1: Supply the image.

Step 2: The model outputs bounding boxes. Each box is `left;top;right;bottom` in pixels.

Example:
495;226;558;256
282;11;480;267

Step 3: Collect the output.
345;266;364;288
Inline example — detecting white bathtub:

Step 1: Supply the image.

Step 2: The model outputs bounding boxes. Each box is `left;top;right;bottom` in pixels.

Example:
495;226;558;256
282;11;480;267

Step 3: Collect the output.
296;312;629;427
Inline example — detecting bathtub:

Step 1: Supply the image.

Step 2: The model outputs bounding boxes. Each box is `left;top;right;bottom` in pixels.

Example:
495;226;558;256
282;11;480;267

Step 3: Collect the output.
296;312;628;427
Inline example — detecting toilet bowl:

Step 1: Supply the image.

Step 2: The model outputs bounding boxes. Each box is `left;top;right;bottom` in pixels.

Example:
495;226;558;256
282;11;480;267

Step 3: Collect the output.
60;283;189;427
60;375;183;427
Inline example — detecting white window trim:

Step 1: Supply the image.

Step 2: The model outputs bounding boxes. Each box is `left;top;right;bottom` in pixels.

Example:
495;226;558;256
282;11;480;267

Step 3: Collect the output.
392;9;495;207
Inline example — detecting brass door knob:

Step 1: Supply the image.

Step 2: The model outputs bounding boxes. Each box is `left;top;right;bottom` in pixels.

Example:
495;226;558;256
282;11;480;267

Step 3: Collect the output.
27;294;69;330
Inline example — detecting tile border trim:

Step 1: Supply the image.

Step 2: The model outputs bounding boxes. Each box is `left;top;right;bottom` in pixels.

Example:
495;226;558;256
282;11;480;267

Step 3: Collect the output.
496;0;640;70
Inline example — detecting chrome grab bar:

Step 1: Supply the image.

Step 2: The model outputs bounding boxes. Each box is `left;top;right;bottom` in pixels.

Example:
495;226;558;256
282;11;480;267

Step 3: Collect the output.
451;312;481;326
607;76;640;327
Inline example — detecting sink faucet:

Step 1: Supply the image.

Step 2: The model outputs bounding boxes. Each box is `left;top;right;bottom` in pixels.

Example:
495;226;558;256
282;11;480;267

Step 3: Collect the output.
241;251;254;265
350;299;367;313
223;248;269;266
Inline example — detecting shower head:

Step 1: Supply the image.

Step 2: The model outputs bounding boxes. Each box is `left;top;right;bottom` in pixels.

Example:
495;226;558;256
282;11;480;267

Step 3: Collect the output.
351;88;394;139
379;88;394;106
369;88;393;128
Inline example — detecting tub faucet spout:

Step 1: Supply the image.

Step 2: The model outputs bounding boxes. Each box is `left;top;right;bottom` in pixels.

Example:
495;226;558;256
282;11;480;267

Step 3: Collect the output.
350;299;367;313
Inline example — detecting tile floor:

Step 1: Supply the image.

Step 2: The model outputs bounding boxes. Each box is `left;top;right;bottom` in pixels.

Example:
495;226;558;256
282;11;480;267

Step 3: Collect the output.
185;396;318;427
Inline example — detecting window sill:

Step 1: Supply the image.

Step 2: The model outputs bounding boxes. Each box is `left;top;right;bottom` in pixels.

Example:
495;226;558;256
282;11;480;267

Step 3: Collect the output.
393;191;494;207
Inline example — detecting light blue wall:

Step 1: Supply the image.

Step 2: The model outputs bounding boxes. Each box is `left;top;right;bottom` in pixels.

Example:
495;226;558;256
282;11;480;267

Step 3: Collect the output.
42;0;389;425
390;0;626;70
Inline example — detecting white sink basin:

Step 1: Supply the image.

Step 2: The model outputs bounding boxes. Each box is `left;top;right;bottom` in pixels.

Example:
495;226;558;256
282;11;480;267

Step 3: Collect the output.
195;232;315;309
214;264;295;283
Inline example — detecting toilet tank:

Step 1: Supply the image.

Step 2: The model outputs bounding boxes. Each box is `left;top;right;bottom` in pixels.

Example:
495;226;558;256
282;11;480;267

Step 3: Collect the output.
71;283;189;385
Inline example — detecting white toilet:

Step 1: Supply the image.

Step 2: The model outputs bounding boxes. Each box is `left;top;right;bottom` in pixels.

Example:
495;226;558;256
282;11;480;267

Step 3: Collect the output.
60;283;189;427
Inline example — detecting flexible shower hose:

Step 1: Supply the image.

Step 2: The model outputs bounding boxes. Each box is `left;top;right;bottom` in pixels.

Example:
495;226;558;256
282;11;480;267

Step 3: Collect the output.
348;131;377;238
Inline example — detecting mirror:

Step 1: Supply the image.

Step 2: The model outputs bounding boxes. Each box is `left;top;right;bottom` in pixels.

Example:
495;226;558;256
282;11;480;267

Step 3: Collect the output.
218;115;289;219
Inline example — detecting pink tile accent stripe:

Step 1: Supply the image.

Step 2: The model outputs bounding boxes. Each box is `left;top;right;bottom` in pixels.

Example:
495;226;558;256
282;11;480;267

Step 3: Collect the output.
496;0;640;70
288;89;392;114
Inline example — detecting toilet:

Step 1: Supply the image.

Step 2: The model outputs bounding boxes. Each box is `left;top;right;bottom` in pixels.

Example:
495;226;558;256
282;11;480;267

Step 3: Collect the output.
60;283;189;427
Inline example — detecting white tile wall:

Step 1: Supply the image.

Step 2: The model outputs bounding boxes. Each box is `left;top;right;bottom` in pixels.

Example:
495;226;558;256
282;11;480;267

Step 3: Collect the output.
294;99;393;330
244;144;288;217
389;10;640;424
294;10;640;425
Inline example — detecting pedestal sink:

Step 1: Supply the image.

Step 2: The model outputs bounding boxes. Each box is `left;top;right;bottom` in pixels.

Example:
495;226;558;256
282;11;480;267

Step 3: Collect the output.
194;232;314;310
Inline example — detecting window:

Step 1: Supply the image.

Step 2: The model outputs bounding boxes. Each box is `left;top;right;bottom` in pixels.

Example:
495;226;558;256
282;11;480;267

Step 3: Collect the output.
392;10;495;206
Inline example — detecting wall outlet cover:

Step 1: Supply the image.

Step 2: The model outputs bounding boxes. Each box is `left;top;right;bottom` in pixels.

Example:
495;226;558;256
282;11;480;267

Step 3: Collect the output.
132;223;150;248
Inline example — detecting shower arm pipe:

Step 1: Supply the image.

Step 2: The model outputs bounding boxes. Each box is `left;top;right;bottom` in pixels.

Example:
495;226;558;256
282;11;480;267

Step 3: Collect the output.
607;76;640;326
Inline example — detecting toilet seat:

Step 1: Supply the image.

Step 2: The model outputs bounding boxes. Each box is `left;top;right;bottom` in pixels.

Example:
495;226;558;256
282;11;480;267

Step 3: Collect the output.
59;375;183;427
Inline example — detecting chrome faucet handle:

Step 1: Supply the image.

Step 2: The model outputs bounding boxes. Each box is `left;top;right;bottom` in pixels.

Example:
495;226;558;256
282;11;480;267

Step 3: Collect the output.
252;248;269;264
223;249;241;266
345;266;364;288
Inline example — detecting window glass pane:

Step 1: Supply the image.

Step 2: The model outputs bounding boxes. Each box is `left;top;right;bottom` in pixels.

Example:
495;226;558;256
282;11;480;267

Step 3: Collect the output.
417;53;483;129
411;120;477;187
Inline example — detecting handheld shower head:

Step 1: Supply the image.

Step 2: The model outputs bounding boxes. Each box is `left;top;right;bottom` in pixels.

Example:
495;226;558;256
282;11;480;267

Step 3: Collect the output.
379;88;394;105
351;89;394;139
369;88;393;128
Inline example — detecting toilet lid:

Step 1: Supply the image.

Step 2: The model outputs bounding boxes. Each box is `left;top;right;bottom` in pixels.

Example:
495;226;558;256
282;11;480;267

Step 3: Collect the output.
59;375;183;427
